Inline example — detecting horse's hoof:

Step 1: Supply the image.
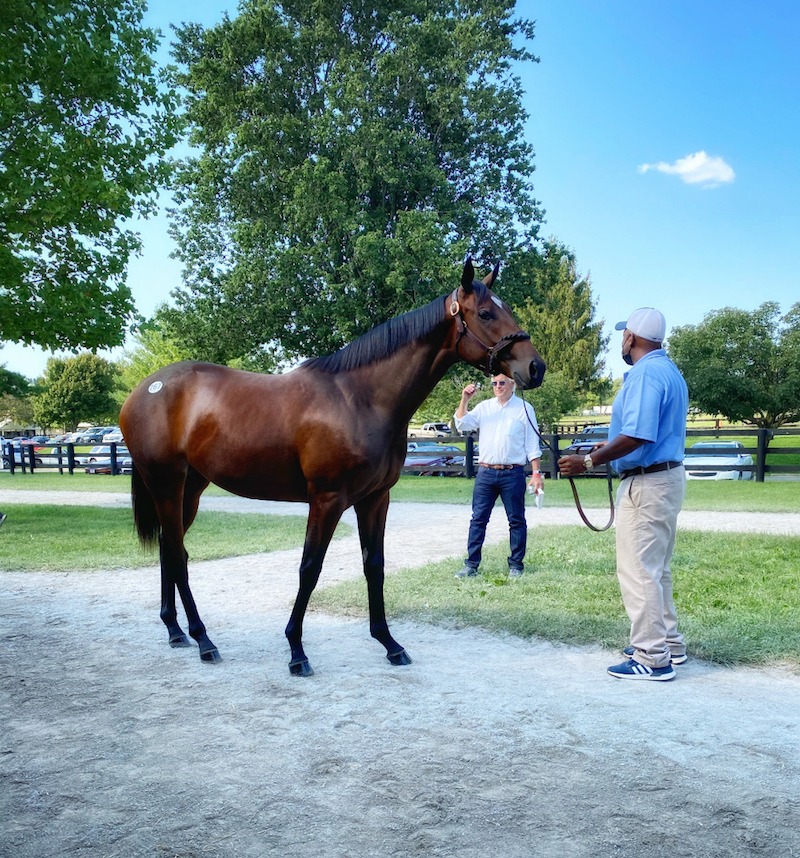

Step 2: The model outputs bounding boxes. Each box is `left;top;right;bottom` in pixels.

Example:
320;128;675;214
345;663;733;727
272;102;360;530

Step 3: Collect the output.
289;659;314;677
387;649;412;666
200;648;222;663
169;634;192;648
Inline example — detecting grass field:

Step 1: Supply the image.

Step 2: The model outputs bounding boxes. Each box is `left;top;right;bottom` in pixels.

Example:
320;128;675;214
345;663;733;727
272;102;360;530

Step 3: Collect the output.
0;503;347;572
310;524;800;668
4;469;800;511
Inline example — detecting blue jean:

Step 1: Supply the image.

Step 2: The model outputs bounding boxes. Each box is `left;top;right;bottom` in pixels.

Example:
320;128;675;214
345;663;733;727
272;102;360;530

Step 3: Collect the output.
465;466;528;570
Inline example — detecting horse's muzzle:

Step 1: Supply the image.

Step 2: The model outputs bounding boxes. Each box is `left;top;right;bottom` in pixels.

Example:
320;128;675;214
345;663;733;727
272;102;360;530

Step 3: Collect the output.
515;357;546;390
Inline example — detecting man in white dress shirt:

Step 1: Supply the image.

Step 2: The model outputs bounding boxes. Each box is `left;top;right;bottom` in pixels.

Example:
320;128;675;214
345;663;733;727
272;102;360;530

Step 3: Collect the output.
453;373;543;578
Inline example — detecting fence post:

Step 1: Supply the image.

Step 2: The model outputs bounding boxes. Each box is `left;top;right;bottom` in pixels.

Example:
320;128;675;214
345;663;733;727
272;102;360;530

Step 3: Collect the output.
755;428;772;482
1;442;13;474
548;432;561;480
465;435;475;478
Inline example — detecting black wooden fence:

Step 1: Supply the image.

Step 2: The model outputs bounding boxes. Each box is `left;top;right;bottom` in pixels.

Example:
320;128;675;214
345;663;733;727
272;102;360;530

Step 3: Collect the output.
3;428;799;482
402;427;800;482
1;442;128;476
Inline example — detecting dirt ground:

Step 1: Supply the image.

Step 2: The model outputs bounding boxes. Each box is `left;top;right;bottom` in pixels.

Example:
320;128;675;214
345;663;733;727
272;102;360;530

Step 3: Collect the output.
1;489;799;858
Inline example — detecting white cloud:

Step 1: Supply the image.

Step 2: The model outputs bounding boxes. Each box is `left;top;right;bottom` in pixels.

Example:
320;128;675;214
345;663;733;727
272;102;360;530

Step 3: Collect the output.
638;151;735;187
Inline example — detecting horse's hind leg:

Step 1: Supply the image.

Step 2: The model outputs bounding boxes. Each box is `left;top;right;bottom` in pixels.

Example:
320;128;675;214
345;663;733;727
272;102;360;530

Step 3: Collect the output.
160;545;191;649
355;492;411;667
156;471;220;662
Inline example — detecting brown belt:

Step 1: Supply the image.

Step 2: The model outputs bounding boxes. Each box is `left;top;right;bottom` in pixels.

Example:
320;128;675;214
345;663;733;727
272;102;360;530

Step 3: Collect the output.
619;460;683;480
479;463;522;470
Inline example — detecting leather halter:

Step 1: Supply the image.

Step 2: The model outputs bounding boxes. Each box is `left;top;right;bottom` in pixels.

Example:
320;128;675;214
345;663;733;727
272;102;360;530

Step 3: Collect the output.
448;289;531;377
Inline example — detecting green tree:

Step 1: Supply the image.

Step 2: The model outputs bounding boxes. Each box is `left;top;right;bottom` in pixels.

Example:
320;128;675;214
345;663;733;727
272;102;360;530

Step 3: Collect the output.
1;393;36;429
116;317;193;397
668;302;800;428
525;371;580;433
509;240;608;395
0;0;181;351
32;353;119;430
0;365;31;397
412;365;484;427
168;0;542;365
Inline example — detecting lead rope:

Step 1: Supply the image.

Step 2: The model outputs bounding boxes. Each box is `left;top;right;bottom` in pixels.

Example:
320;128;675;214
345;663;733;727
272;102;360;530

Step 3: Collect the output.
521;392;615;533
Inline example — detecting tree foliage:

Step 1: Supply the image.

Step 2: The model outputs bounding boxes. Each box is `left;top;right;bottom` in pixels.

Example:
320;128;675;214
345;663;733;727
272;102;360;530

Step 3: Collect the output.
0;365;31;397
116;316;193;399
1;393;36;429
668;302;800;428
167;0;542;365
32;353;119;430
0;0;180;351
510;240;608;395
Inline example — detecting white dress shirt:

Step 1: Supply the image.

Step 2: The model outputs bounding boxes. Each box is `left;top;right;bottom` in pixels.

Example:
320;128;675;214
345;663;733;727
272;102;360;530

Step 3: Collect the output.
454;394;541;465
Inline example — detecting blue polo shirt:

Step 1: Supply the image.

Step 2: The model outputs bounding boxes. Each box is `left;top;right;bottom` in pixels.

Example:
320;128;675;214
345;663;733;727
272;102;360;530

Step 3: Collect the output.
609;349;688;473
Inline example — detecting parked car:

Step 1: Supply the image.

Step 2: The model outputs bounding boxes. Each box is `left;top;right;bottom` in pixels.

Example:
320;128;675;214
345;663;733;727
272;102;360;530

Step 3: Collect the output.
408;422;452;438
80;428;111;444
403;453;451;475
406;442;461;454
74;445;130;466
1;439;44;468
684;440;754;480
85;454;133;475
560;425;613;476
102;428;124;443
562;424;610;456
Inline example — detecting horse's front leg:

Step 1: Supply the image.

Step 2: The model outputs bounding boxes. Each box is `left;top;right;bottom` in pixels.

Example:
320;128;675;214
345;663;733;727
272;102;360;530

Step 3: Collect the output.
355;492;412;667
285;495;345;677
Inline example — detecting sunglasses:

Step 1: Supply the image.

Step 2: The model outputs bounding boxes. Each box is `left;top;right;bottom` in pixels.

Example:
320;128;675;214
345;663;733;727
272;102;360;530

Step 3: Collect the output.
491;380;508;387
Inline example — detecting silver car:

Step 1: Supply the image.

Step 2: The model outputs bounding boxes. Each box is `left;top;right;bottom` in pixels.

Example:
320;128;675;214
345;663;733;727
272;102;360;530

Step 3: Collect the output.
684;440;754;480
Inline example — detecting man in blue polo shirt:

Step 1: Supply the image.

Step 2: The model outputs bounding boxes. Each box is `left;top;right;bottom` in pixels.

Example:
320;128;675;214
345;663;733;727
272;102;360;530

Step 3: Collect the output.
559;308;689;681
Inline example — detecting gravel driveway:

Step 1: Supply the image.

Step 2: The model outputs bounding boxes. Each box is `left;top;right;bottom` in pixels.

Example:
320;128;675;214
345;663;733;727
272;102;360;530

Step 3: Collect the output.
1;488;799;857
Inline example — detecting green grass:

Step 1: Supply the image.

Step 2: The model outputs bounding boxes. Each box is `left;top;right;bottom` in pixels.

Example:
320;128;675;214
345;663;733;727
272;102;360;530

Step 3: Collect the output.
0;471;233;495
391;473;800;512
0;504;345;572
311;525;800;669
3;468;800;510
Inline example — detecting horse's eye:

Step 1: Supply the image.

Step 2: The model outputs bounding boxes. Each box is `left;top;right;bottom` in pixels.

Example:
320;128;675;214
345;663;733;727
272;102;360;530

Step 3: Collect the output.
478;309;494;321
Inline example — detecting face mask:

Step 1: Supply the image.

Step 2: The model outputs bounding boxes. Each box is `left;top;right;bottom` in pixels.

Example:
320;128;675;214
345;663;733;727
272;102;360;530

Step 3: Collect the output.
622;333;634;366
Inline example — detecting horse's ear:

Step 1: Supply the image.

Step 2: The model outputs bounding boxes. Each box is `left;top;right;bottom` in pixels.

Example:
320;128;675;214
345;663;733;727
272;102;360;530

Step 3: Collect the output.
482;261;500;288
461;257;475;293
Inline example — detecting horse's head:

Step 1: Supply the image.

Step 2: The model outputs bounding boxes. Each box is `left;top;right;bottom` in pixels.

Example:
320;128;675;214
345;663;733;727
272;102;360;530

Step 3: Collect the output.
449;258;546;389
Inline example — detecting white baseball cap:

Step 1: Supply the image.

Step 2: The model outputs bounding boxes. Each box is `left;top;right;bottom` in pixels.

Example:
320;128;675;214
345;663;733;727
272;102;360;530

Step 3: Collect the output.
615;308;666;343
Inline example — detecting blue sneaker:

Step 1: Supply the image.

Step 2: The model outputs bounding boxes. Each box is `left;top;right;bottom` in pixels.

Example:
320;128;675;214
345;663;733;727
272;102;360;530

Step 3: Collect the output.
623;645;688;665
608;658;675;681
454;565;478;578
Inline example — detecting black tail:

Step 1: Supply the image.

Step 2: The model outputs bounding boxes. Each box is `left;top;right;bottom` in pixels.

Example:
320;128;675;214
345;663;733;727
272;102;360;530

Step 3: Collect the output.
131;462;160;549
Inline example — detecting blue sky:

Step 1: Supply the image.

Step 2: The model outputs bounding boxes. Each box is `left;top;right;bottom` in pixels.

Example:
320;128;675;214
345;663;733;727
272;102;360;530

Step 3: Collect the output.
4;0;799;383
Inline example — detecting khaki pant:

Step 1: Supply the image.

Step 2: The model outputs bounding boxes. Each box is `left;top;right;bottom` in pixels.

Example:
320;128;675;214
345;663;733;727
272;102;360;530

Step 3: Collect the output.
616;467;686;669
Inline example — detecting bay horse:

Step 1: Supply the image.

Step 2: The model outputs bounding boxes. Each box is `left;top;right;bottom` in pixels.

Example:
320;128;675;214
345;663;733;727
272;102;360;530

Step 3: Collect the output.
119;259;546;676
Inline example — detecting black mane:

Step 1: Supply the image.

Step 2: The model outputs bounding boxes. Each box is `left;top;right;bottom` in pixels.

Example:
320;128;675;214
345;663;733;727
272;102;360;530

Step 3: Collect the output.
302;295;446;374
302;280;490;373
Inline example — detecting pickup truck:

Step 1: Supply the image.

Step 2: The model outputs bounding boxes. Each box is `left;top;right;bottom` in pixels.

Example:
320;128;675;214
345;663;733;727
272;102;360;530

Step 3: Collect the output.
408;422;452;438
